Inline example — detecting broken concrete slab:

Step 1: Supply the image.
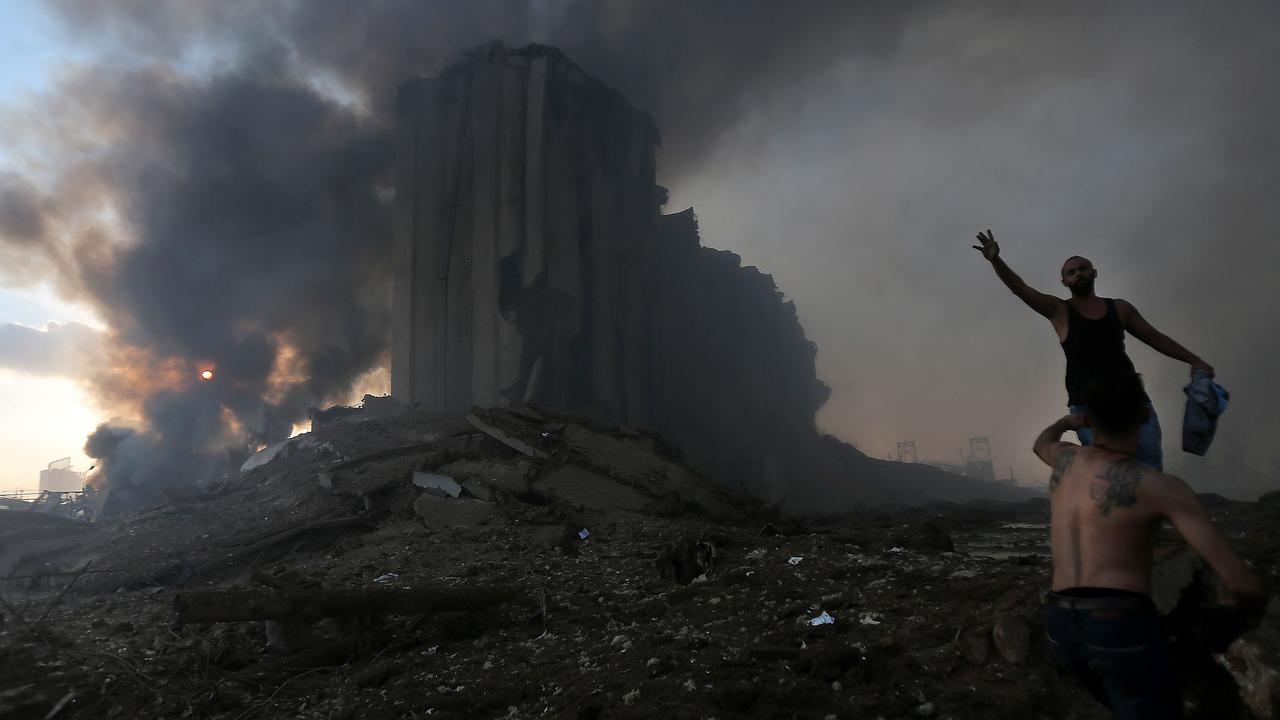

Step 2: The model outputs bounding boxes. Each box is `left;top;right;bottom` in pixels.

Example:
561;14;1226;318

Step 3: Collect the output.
467;409;742;518
539;464;651;513
315;431;485;497
241;440;290;473
558;423;736;518
466;412;549;459
412;472;462;498
434;458;533;496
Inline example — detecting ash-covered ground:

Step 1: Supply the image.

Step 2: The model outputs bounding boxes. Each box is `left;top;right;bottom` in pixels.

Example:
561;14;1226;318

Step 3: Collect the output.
1;407;1277;719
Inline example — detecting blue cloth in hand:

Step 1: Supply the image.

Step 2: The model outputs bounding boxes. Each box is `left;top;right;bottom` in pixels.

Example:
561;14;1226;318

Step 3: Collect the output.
1182;371;1228;456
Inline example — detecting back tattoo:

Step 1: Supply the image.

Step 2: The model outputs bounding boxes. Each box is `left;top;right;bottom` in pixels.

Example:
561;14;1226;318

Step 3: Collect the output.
1049;448;1076;491
1089;459;1144;517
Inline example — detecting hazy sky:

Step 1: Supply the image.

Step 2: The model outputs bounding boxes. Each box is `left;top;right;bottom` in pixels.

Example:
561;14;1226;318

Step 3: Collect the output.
1;1;1277;498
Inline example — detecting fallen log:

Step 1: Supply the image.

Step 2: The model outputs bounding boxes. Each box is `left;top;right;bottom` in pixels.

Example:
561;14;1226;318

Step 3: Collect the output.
172;583;528;625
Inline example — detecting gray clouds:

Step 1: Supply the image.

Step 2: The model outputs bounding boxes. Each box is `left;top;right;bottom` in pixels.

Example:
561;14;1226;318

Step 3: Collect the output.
0;321;104;378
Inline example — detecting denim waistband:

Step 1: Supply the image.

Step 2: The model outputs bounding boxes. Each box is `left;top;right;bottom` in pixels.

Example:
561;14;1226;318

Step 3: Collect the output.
1046;587;1155;613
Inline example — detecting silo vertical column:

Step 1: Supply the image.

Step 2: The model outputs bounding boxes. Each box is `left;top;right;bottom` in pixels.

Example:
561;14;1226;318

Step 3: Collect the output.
469;59;501;407
496;56;527;399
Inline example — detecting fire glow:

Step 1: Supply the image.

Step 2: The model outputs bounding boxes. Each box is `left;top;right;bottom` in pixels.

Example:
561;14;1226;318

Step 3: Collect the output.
200;370;214;381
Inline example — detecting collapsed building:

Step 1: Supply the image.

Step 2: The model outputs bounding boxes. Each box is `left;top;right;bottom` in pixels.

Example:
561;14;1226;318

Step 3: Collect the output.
391;43;1034;512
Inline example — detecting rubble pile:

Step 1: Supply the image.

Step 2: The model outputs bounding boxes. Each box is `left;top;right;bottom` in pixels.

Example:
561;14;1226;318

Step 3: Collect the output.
0;407;1277;719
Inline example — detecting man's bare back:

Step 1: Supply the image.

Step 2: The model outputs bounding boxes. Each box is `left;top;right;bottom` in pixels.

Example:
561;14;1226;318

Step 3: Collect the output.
1047;444;1165;594
1036;416;1263;601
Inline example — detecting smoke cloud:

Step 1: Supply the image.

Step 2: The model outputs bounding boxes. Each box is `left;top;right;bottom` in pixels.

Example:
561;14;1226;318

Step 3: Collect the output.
0;1;1275;499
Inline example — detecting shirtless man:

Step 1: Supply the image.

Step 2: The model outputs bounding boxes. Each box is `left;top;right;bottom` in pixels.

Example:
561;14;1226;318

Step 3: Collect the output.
974;229;1214;470
1034;371;1265;719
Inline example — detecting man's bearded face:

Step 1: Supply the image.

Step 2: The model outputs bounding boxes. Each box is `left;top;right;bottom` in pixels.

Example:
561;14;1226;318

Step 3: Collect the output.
1062;259;1097;294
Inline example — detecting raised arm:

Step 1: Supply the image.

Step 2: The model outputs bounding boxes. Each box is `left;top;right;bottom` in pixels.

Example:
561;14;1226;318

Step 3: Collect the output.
973;230;1064;320
1157;474;1265;604
1033;415;1086;491
1116;299;1214;377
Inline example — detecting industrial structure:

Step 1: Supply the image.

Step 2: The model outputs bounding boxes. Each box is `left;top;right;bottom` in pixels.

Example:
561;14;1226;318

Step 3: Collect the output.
39;457;85;493
894;435;998;483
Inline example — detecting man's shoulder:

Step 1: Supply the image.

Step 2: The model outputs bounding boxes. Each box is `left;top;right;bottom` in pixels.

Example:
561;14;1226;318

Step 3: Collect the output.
1110;297;1137;314
1088;458;1182;500
1071;452;1167;485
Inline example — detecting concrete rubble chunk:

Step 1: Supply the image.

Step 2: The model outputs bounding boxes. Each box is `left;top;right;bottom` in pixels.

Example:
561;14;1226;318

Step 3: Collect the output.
412;472;462;498
241;441;290;473
655;536;717;585
992;612;1030;665
1216;628;1280;718
436;458;531;496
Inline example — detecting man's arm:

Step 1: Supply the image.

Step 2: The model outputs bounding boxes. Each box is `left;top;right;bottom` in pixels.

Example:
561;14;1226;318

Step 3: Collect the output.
973;230;1063;320
1033;414;1086;468
1158;475;1265;604
1116;299;1214;377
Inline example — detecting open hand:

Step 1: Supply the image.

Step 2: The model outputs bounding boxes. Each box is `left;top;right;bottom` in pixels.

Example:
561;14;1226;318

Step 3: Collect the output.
972;229;999;261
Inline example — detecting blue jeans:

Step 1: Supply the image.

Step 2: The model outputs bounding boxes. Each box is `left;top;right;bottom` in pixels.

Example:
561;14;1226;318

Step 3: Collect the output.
1045;593;1181;719
1068;402;1163;471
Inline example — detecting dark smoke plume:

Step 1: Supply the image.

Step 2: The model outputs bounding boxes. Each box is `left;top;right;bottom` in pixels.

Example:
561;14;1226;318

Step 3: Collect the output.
2;63;394;490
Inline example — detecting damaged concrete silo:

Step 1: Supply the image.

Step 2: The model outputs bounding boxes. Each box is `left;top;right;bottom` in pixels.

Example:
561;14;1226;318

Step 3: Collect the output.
392;42;663;424
392;43;1034;511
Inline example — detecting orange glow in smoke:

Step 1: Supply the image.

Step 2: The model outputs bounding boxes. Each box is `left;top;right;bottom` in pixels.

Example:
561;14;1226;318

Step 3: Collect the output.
264;337;309;405
200;370;214;381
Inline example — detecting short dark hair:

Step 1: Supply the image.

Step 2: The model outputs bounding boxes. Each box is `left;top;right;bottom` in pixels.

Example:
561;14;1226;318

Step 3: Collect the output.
1061;255;1091;276
1084;371;1148;436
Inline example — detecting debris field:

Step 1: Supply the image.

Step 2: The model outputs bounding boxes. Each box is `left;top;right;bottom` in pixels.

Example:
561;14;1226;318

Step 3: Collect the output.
1;406;1277;719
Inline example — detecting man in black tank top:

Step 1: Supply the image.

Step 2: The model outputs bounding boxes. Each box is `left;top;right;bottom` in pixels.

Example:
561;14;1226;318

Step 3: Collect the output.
973;230;1214;470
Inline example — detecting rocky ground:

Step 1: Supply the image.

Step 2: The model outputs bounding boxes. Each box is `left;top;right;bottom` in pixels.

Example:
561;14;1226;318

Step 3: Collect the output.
1;407;1277;719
